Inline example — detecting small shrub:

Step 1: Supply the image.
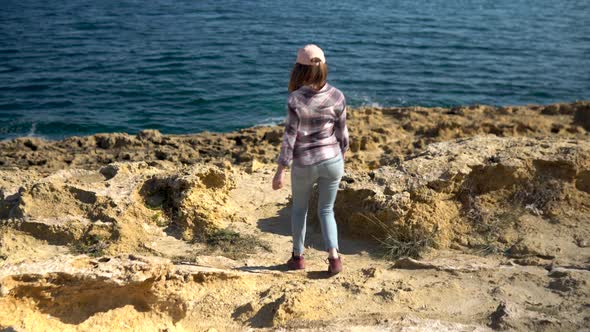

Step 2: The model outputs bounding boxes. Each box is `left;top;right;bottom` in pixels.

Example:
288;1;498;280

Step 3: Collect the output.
150;211;170;227
470;243;503;256
362;214;436;260
200;228;271;260
71;234;109;257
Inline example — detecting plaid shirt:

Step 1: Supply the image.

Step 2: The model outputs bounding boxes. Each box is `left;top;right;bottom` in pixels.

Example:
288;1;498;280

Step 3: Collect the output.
277;83;349;167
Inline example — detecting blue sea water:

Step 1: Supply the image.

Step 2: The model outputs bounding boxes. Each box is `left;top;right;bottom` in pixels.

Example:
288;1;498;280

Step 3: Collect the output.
0;0;589;140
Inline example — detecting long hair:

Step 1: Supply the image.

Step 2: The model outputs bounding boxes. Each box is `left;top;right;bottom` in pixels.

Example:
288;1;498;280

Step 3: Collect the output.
288;61;328;92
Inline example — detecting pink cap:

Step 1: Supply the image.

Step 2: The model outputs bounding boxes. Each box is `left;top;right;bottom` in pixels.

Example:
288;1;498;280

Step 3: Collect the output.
296;44;326;66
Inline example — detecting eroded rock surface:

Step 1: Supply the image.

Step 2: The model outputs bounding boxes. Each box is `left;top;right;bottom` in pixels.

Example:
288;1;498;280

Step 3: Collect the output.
315;136;590;267
0;162;236;255
0;254;243;330
1;102;588;172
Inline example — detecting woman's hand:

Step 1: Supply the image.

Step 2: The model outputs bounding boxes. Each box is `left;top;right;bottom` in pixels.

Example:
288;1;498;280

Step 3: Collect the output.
272;166;286;190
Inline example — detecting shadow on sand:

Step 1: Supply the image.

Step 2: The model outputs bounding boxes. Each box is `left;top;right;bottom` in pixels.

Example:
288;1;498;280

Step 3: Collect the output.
257;205;382;257
235;264;335;280
235;263;288;273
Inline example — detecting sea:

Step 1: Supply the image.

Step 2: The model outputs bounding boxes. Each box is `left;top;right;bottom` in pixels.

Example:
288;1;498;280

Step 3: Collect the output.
1;0;588;140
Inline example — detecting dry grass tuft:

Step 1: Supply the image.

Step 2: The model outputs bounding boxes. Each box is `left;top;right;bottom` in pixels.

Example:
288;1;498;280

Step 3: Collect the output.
71;234;110;257
200;228;272;260
362;214;436;260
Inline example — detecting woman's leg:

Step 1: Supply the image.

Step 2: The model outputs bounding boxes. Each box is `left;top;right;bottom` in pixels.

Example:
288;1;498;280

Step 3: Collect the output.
290;165;315;256
317;155;344;256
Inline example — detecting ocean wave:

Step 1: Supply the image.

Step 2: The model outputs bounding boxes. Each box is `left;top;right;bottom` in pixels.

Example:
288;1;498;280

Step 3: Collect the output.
254;116;285;127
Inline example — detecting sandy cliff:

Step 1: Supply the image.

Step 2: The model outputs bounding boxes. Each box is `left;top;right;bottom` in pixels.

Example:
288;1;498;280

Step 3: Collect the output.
0;102;589;331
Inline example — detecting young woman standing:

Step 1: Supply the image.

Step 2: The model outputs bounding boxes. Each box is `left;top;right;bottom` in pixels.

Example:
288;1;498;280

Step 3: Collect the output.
272;44;349;275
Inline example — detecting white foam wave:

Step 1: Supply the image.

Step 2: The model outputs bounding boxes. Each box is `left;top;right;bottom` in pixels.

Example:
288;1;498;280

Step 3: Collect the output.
27;122;37;136
254;116;285;127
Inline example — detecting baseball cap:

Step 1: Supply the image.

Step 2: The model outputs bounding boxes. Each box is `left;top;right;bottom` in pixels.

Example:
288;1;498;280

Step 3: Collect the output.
296;44;326;66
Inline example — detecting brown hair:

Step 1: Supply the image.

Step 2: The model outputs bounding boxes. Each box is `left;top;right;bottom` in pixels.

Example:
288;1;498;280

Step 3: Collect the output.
288;61;328;92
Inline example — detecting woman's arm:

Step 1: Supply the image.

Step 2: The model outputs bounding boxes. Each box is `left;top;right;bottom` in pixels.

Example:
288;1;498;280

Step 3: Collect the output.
272;164;287;190
276;103;299;167
335;100;349;156
273;102;299;190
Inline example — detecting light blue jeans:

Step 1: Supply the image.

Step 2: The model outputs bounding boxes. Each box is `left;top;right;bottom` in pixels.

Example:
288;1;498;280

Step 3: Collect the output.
290;153;344;256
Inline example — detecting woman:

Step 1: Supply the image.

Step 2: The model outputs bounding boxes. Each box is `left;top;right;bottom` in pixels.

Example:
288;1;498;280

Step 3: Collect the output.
272;44;349;275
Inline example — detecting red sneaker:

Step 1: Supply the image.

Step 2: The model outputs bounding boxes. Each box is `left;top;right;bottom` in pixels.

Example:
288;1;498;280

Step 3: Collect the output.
328;256;342;275
287;253;305;270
